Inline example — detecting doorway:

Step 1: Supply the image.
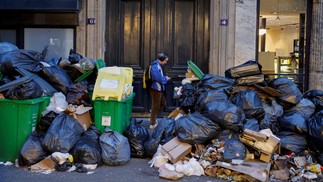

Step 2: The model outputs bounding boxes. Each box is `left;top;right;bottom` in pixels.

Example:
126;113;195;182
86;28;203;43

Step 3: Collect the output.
105;0;210;114
258;0;310;93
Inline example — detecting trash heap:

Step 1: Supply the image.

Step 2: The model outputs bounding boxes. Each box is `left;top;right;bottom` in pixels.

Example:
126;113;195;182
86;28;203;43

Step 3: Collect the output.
129;60;323;181
0;42;133;173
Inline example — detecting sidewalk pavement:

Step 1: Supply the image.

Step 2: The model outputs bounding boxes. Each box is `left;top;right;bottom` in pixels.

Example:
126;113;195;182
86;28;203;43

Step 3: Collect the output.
0;117;225;182
0;157;225;182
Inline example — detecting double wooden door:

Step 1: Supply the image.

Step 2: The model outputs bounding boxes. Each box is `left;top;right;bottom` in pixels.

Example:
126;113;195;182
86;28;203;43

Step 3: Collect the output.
105;0;210;113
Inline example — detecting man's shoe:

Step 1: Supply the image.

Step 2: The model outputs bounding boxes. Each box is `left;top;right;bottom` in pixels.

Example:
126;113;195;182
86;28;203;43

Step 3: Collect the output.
149;121;158;130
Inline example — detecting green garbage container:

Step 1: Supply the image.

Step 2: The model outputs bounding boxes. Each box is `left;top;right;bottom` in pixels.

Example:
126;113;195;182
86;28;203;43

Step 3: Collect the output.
0;97;50;162
93;93;135;134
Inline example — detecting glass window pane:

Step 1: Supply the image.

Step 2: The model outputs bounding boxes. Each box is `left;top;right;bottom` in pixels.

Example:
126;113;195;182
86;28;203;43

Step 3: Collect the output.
24;28;74;59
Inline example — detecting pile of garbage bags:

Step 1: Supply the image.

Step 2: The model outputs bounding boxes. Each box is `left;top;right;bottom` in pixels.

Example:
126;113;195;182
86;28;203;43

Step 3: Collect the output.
131;60;323;181
0;42;96;100
0;42;131;172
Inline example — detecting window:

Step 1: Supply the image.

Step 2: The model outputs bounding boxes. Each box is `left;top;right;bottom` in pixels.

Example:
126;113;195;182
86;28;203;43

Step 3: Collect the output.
24;28;74;59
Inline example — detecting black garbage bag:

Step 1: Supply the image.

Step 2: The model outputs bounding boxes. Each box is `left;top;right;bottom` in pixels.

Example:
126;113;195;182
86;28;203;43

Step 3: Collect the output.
230;90;264;119
37;111;59;135
308;111;323;152
71;127;102;164
259;113;280;134
144;137;161;158
0;42;18;55
83;125;101;139
54;160;74;172
202;100;244;132
158;118;177;145
5;79;43;100
66;81;91;106
100;128;130;166
196;90;228;112
225;60;262;79
260;99;283;134
316;153;323;166
278;112;308;134
42;113;84;153
216;130;240;142
268;78;302;108
0;49;43;72
64;65;85;82
284;98;315;121
18;131;48;166
15;68;57;97
243;119;260;132
175;111;222;144
262;98;283;119
222;139;246;162
303;90;323;112
199;74;235;91
144;118;176;157
0;63;18;81
124;118;149;158
38;64;73;95
276;131;308;155
178;84;197;113
45;57;70;68
68;49;83;64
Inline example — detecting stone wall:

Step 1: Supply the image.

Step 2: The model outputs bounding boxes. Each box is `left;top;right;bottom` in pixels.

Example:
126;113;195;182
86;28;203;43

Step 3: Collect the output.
309;1;323;90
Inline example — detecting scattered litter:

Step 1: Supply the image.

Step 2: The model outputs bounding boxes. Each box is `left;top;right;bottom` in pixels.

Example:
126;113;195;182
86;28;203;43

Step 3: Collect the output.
87;171;95;175
67;165;76;172
4;162;13;166
83;164;98;170
303;171;317;180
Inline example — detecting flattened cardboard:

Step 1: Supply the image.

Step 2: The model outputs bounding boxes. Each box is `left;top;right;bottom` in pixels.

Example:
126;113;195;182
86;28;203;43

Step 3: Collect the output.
71;106;92;131
215;160;271;182
161;137;192;164
260;153;272;163
30;156;55;172
185;69;199;81
168;108;185;120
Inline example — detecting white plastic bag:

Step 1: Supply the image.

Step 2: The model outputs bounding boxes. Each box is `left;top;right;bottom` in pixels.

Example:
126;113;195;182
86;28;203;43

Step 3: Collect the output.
43;92;68;116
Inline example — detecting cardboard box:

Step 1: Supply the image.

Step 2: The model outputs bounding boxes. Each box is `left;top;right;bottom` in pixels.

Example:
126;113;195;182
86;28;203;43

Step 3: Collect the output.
161;137;192;164
240;129;280;162
185;69;199;81
73;107;92;131
168;107;185;120
66;105;92;131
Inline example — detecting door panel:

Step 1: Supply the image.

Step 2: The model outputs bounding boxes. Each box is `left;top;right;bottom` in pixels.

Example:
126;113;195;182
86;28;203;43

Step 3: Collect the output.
106;0;209;113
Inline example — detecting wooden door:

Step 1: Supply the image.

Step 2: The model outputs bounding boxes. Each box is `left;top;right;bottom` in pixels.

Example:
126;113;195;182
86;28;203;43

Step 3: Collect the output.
105;0;209;114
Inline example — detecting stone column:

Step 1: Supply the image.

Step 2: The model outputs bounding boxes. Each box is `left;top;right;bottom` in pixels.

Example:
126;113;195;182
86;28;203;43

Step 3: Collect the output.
235;0;257;65
209;0;235;76
209;0;257;76
76;0;106;60
309;1;323;90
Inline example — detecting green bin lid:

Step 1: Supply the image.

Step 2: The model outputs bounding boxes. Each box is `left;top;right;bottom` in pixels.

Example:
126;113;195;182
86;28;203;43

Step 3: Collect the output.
187;60;204;79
